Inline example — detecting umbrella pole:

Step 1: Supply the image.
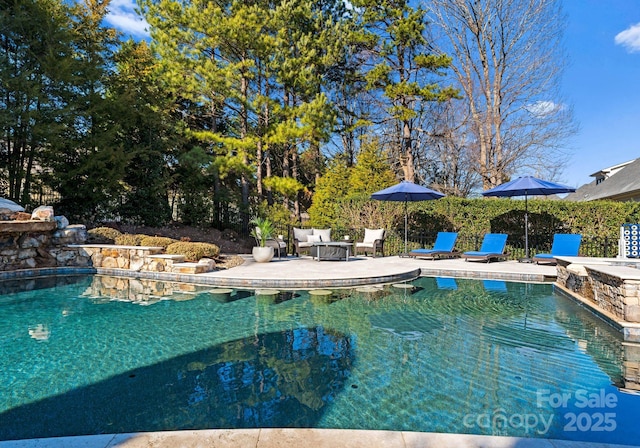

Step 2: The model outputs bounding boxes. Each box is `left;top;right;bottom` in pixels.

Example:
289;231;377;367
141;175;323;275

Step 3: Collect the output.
523;194;531;261
404;200;408;255
525;194;528;257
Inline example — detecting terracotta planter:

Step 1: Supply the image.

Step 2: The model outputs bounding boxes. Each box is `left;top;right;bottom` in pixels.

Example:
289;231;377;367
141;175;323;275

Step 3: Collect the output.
252;246;274;263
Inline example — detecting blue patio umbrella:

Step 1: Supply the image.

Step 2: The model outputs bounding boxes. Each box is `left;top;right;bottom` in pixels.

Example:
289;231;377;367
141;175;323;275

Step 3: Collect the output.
371;181;445;255
482;176;575;260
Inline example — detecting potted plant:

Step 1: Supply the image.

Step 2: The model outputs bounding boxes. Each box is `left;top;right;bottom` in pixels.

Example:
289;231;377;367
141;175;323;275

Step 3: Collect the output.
250;216;275;262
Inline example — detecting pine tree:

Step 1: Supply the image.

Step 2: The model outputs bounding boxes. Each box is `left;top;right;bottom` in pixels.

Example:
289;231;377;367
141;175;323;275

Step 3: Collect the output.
352;0;458;182
109;40;173;226
349;138;396;195
307;155;351;227
45;0;124;221
0;0;75;205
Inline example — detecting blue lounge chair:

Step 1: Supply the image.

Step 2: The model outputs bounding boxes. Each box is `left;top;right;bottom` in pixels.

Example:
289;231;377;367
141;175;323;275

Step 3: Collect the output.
408;232;459;259
532;234;582;265
463;233;508;262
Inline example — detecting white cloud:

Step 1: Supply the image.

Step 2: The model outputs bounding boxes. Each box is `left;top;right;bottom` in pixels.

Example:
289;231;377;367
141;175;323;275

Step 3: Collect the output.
525;101;561;117
105;0;150;38
615;22;640;53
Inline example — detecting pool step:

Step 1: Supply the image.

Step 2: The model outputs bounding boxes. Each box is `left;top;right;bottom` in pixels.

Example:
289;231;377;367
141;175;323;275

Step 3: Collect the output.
147;254;186;263
171;261;215;274
146;254;186;271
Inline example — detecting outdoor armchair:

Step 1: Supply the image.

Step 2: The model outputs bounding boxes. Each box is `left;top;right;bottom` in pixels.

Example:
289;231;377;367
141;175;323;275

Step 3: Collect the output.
254;227;287;259
355;228;386;257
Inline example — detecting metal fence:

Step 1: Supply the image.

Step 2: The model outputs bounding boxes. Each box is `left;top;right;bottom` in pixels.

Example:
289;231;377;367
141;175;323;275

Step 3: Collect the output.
280;226;620;259
408;232;619;260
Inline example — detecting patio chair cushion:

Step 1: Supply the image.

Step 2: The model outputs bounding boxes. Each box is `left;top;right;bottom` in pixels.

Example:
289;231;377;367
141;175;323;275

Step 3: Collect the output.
307;234;322;243
313;228;331;242
363;228;385;244
293;227;314;243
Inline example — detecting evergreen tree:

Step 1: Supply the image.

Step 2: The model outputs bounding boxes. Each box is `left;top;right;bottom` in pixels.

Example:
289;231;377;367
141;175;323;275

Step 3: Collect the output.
142;0;272;230
44;0;124;221
307;155;351;227
0;0;75;205
109;40;173;226
349;138;396;196
352;0;458;182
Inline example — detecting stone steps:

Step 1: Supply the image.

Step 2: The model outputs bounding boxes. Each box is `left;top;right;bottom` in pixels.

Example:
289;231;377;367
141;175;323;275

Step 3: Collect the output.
69;244;216;274
171;261;214;274
147;254;186;266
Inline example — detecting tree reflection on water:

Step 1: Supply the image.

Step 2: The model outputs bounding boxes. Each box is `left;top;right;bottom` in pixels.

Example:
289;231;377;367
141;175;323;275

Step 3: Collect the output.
0;327;354;440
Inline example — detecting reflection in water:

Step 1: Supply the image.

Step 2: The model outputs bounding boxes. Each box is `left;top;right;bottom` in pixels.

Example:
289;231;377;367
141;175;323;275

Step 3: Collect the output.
27;323;50;341
0;327;353;440
369;311;443;340
553;296;627;389
83;275;220;304
0;275;92;303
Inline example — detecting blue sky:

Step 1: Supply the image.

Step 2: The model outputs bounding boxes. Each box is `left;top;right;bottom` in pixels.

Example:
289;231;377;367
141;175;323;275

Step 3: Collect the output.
105;0;640;188
561;0;640;187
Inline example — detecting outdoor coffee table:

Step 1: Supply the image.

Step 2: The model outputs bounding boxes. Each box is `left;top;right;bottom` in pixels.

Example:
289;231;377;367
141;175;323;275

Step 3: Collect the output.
311;241;353;261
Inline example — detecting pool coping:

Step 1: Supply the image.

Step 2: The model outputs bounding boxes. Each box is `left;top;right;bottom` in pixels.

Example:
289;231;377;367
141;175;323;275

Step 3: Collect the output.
0;265;423;289
95;266;424;288
1;428;638;448
0;256;557;289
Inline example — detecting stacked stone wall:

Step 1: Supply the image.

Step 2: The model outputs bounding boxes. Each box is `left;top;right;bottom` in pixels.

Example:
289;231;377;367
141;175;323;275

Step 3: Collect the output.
0;223;215;274
557;263;594;302
0;222;89;270
587;270;627;319
579;268;640;323
75;245;214;273
78;246;170;271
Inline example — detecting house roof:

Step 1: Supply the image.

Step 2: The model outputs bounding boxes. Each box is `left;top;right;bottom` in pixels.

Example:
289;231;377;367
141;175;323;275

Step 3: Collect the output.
565;157;640;201
589;158;636;178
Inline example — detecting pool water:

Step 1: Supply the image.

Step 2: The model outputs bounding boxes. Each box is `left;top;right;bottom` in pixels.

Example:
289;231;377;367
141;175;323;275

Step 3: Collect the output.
1;275;639;444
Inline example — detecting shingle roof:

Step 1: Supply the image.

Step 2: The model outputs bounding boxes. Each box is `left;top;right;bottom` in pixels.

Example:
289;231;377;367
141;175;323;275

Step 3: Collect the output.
565;158;640;201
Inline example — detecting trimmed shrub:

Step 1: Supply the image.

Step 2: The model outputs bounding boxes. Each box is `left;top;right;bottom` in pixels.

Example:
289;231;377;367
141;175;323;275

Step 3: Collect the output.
139;236;178;248
114;234;147;246
166;242;220;261
87;227;122;244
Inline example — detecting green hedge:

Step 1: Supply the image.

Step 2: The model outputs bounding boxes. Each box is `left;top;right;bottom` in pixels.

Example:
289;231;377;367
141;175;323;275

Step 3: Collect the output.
407;197;640;239
329;196;640;238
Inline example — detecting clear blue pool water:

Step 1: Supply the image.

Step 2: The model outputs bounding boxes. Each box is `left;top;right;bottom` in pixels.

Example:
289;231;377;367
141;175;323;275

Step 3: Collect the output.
1;275;639;444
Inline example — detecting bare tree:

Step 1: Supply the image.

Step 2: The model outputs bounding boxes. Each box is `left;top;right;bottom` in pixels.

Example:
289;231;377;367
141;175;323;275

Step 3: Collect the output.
416;100;480;196
427;0;576;189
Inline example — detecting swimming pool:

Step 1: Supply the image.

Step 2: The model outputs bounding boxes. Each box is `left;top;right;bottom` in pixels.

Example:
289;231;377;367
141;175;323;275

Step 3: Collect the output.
1;275;639;444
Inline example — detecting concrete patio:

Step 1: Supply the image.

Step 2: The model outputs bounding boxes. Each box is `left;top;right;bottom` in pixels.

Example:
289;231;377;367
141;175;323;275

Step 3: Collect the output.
192;253;559;288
